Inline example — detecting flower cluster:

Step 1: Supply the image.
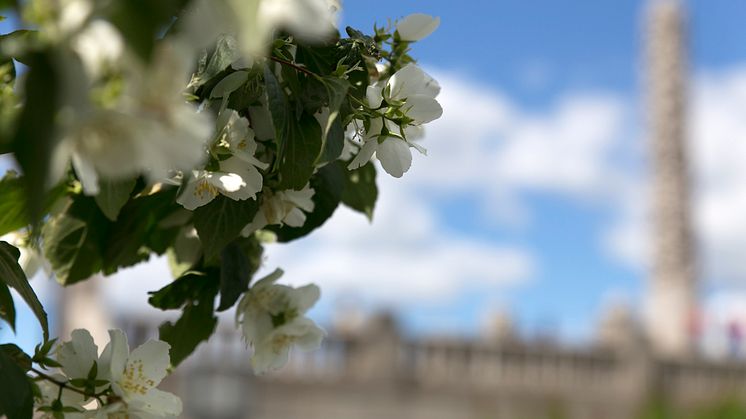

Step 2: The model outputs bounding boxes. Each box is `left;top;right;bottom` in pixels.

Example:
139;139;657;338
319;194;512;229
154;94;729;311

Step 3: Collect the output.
0;1;443;416
35;329;181;419
235;269;325;374
347;14;443;177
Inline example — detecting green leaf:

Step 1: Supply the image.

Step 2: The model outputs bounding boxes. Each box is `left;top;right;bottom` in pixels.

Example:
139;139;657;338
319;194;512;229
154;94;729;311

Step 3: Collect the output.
0;241;47;340
158;298;217;367
315;77;349;165
106;0;187;61
295;44;338;76
0;344;30;371
42;197;108;286
0;345;33;419
270;162;345;242
317;116;344;165
277;112;323;190
190;34;240;92
264;65;289;169
193;195;259;260
94;178;136;221
148;270;218;311
0;282;14;332
11;50;62;225
102;188;180;273
217;241;249;312
341;162;378;220
0;173;67;237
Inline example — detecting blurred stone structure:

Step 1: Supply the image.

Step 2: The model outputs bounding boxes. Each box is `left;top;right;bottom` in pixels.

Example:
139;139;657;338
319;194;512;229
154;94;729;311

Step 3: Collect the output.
159;312;746;419
644;0;697;359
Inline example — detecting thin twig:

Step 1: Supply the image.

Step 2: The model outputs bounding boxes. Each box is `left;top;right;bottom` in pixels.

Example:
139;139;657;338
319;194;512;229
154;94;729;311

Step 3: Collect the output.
269;56;318;78
31;367;105;405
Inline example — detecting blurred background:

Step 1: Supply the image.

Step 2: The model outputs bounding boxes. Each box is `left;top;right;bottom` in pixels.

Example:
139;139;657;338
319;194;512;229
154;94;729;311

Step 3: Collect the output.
5;0;746;417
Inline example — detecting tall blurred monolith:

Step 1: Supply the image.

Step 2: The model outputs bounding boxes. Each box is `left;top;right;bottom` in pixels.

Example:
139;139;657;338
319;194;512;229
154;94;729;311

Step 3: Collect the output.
644;0;696;358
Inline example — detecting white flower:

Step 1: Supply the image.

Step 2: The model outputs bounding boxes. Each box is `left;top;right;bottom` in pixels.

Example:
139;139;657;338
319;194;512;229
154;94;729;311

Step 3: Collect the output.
236;269;324;374
54;329;181;419
177;158;262;210
251;317;325;373
59;40;213;195
185;0;338;59
241;184;315;235
349;64;441;177
396;13;440;42
177;110;267;210
348;117;426;178
71;19;124;79
57;329;111;385
384;64;442;124
101;329;182;418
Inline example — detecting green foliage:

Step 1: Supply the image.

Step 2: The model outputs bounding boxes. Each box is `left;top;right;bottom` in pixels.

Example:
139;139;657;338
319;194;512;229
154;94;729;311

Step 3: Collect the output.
0;282;14;331
94;179;136;221
0;172;64;237
270;162;345;242
0;241;47;340
106;0;190;61
10;49;62;225
150;270;219;367
0;343;33;419
341;162;378;220
217;238;263;311
193;195;260;260
42;196;109;285
276;112;323;190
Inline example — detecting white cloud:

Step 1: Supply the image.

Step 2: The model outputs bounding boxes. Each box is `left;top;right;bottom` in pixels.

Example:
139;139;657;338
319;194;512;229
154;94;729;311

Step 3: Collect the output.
691;67;746;283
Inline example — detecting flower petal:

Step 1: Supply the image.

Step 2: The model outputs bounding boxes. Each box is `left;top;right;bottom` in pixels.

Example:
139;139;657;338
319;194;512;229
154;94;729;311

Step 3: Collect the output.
126;340;171;389
176;173;218;211
347;139;378;170
403;94;443;124
57;329;99;380
396;13;440;42
129;388;183;418
366;85;383;108
101;329;129;383
376;138;412;178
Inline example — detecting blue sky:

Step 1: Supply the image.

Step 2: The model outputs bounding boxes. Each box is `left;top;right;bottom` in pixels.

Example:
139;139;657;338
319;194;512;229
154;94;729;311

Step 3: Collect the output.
5;1;746;352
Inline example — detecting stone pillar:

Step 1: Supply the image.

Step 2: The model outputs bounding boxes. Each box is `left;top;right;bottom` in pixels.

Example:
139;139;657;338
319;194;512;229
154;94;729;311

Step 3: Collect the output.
58;276;112;347
644;0;696;358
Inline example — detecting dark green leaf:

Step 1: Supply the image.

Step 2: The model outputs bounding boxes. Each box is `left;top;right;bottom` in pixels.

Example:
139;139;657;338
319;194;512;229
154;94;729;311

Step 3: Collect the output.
94;178;136;221
102;188;181;273
318;116;344;165
191;34;240;92
0;173;67;237
277;112;323;190
0;345;33;419
148;270;218;310
341;162;378;220
217;240;259;311
158;295;217;367
0;344;30;371
193;195;259;260
11;50;62;225
295;44;338;76
270;162;345;242
42;197;108;286
0;282;14;332
264;65;289;170
106;0;187;61
0;241;47;340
